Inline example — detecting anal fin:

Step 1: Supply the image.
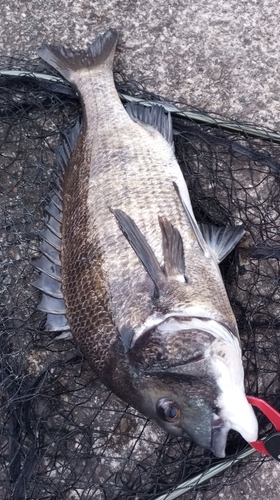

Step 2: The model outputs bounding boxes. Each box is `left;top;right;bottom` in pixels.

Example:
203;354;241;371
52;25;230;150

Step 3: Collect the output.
173;182;211;258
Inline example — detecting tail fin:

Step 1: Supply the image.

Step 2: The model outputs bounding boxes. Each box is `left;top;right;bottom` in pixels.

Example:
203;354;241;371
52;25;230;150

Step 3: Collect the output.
37;29;118;82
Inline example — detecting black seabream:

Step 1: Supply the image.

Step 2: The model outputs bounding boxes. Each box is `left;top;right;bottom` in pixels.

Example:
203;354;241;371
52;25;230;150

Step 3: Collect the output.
35;29;258;457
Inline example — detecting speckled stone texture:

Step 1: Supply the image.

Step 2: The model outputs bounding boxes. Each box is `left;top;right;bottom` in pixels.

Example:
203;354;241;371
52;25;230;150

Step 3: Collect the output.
2;0;280;129
216;460;280;500
1;0;280;498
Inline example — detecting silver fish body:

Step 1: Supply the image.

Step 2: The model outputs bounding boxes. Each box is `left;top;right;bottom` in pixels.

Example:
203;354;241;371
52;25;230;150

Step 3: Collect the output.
36;29;258;457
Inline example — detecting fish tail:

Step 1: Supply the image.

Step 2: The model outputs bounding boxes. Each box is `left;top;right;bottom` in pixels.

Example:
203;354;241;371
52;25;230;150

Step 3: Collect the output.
37;29;118;82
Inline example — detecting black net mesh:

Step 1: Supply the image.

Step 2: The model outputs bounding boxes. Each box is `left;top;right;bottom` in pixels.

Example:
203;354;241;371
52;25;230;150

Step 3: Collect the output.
1;59;280;500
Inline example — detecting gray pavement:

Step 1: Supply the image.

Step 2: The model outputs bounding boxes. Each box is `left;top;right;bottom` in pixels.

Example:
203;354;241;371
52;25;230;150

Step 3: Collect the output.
2;0;280;129
1;0;280;498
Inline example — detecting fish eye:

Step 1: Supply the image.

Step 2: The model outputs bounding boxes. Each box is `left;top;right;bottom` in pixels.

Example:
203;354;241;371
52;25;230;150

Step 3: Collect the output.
156;398;181;423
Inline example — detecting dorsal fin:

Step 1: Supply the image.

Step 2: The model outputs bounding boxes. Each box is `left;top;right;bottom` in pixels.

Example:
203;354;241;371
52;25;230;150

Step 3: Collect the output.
32;111;81;340
39;239;61;266
32;255;61;281
125;102;173;145
158;216;185;280
37;295;66;315
45;200;62;223
45;215;61;238
110;208;165;293
198;223;245;263
56;119;82;170
32;273;63;299
44;313;70;332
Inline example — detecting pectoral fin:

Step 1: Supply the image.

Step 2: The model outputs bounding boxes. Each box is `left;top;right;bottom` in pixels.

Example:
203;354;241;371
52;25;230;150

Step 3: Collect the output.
111;208;165;292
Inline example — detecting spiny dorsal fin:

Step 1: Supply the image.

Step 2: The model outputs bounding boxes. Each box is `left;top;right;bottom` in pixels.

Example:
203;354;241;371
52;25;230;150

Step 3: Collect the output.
33;255;61;281
126;102;173;146
32;273;63;299
45;215;61;238
37;29;118;82
40;239;61;266
56;119;82;170
55;331;73;340
45;200;62;223
198;223;245;263
158;216;185;280
44;313;70;333
173;182;211;258
111;208;165;293
37;295;66;315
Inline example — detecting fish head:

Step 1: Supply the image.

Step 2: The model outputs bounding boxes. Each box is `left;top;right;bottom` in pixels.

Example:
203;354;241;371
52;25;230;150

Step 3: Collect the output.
136;370;219;452
130;317;258;457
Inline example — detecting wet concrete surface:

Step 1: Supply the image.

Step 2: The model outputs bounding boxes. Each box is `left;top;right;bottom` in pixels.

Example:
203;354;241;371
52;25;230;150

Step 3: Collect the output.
1;1;280;498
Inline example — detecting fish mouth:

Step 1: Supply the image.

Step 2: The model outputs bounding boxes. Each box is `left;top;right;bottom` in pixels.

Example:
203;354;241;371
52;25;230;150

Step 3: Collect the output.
210;414;230;458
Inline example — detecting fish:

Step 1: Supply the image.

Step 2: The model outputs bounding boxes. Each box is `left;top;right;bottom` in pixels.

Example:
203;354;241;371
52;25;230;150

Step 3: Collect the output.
35;28;258;457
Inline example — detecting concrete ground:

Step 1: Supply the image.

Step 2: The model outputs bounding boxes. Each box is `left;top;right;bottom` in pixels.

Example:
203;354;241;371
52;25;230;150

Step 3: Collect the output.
1;0;280;498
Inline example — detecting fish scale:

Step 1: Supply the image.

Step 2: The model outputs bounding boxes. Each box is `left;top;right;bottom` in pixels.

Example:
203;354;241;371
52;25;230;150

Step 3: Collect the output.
84;118;228;333
36;28;258;457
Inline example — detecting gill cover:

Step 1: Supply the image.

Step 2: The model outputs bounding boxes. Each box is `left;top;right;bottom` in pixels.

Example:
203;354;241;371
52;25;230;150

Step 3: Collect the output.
130;317;258;457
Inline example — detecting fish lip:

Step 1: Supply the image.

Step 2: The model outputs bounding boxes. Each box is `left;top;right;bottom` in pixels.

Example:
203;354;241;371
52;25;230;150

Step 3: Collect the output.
210;414;230;458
